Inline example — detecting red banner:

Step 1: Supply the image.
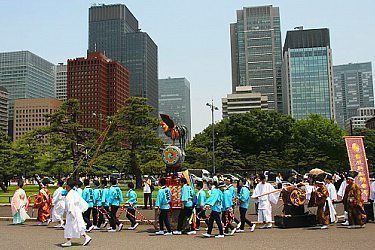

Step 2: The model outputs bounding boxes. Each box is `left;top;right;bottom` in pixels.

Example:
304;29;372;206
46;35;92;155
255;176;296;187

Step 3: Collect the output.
344;136;371;202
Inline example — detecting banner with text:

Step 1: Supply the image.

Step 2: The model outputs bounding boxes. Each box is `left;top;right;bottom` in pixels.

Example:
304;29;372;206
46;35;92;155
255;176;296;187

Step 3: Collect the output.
344;136;371;202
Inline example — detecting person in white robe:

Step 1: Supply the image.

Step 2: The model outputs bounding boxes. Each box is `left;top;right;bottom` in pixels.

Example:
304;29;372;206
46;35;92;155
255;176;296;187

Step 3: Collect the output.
61;178;92;247
51;179;66;228
325;174;338;223
251;174;279;229
337;177;349;225
11;179;30;224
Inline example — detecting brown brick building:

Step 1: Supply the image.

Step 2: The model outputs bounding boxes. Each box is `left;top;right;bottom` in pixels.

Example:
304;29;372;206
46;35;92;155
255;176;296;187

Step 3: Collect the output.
13;98;62;141
67;52;129;131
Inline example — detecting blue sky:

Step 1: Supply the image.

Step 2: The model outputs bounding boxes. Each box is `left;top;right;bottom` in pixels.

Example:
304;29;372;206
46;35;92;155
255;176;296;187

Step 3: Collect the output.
1;0;374;136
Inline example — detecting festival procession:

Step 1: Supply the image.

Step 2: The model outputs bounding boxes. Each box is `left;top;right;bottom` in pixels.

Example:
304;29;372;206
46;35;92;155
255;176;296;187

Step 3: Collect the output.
7;114;375;248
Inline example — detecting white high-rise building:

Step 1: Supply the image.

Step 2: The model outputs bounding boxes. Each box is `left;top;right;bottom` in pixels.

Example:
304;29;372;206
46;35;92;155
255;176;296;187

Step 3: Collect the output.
55;63;67;101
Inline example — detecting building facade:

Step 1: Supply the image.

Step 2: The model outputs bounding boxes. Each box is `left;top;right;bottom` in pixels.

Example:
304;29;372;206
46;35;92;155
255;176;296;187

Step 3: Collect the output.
282;28;335;120
222;86;268;118
346;107;375;130
67;52;129;131
230;5;282;112
159;77;191;141
13;98;61;141
334;62;374;128
0;86;9;133
55;63;68;101
0;51;55;136
88;4;159;115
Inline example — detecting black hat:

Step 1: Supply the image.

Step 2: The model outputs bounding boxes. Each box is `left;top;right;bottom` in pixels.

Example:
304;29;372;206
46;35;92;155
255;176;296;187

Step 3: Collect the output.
325;173;333;181
217;182;226;188
316;173;327;184
347;170;359;180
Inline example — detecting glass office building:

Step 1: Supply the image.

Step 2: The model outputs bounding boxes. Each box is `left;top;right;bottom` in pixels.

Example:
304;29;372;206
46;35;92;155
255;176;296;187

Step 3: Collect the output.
88;4;158;115
230;5;282;112
0;51;55;135
159;77;191;142
282;28;335;120
334;62;374;128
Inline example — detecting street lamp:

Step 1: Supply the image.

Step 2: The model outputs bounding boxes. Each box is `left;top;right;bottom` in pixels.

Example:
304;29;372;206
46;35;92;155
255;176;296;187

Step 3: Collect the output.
206;100;219;175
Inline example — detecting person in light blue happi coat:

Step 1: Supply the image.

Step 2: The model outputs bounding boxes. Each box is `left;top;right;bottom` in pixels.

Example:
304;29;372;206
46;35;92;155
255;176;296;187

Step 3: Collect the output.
221;184;236;235
108;178;124;232
174;178;195;235
81;179;94;231
155;178;172;235
92;180;103;229
237;179;255;232
125;182;139;229
202;182;224;238
195;181;208;230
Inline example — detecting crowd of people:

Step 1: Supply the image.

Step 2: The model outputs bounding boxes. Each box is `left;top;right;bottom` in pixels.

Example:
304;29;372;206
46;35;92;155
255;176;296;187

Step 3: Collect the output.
9;170;375;247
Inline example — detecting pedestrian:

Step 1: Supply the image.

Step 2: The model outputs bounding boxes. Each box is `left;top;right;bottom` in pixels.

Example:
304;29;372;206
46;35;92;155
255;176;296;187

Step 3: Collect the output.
276;173;283;189
155;178;172;235
237;179;255;232
126;182;139;230
195;181;208;230
202;182;224;238
173;177;196;235
315;175;330;229
81;179;95;232
34;180;52;226
325;174;338;223
221;184;236;235
11;179;30;225
108;178;123;232
343;171;366;229
143;175;152;209
92;180;103;230
225;177;240;228
61;178;92;247
50;179;65;228
98;179;110;229
251;174;279;229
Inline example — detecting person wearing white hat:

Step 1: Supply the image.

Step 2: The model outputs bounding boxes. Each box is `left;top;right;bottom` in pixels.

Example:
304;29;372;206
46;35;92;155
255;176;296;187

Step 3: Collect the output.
343;171;366;228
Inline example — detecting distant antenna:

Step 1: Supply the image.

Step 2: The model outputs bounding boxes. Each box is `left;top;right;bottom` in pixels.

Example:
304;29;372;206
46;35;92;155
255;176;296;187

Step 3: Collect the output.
294;26;304;30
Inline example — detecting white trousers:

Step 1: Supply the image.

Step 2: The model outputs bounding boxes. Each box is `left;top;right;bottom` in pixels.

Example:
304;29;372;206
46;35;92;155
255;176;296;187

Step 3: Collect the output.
258;209;272;223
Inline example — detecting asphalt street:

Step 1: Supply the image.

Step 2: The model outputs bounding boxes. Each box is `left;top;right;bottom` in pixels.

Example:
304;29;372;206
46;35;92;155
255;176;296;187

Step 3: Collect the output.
0;221;374;250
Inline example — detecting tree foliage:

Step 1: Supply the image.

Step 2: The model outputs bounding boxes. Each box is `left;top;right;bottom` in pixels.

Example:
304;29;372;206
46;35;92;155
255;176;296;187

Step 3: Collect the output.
188;110;350;174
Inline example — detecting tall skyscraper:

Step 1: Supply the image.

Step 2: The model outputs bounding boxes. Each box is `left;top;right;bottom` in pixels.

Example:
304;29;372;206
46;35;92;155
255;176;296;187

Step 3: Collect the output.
282;28;335;120
159;77;191;141
88;4;158;115
67;52;129;131
230;5;282;112
55;63;68;101
13;97;61;141
0;51;55;136
0;86;9;133
222;86;268;119
334;62;374;128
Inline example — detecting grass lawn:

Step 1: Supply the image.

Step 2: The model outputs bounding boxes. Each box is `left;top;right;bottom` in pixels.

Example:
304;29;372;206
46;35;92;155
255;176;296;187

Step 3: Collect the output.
0;185;159;205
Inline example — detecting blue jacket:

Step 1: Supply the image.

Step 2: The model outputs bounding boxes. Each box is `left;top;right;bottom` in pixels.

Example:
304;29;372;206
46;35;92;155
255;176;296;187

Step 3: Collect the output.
196;189;206;208
108;185;123;206
155;186;171;210
181;184;194;208
228;185;236;200
93;188;103;207
126;189;137;207
222;189;233;211
205;188;222;212
238;186;251;209
82;186;94;208
101;187;110;207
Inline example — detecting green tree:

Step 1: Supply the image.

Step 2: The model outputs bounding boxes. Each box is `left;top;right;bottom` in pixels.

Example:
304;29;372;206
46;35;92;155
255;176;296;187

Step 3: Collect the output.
0;132;14;192
107;97;163;188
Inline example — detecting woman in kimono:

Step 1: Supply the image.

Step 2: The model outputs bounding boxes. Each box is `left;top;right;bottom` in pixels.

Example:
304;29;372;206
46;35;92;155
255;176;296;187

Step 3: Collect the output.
33;180;52;225
11;179;30;224
50;179;66;228
62;178;92;247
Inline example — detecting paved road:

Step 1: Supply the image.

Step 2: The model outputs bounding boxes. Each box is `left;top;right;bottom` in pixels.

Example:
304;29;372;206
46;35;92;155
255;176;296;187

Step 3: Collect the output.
0;220;374;250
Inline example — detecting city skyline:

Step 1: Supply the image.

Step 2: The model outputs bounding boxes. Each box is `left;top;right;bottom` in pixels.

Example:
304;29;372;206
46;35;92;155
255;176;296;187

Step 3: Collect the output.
1;0;374;136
